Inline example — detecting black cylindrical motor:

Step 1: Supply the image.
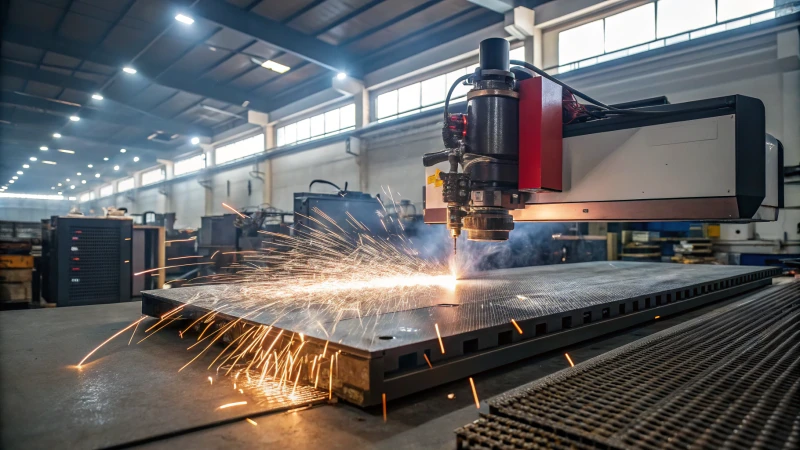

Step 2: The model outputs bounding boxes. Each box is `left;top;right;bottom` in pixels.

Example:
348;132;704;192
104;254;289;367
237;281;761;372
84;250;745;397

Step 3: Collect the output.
465;38;518;188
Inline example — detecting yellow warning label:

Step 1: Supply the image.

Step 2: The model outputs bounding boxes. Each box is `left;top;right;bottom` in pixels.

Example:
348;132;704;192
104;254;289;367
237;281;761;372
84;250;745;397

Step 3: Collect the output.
427;168;442;186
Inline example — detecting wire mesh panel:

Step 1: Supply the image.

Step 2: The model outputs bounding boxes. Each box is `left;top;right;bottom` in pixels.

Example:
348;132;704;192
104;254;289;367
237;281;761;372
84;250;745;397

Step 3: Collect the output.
456;282;800;450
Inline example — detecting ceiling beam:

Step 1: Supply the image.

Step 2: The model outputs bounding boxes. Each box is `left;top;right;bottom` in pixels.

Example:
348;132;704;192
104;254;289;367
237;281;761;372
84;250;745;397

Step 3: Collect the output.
1;25;275;113
1;63;213;137
467;0;515;13
189;0;361;75
0;125;179;156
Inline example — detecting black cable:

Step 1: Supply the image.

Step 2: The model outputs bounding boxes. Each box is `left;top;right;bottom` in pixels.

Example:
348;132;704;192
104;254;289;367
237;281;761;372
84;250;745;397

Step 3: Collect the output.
308;179;342;193
443;73;473;120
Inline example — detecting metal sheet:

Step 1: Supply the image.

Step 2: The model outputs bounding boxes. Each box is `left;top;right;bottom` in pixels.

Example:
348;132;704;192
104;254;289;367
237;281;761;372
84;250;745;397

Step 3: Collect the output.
142;262;779;405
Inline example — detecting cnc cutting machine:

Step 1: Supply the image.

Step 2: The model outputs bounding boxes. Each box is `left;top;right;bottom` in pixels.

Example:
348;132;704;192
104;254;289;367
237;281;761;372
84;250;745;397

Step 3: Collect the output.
423;38;784;254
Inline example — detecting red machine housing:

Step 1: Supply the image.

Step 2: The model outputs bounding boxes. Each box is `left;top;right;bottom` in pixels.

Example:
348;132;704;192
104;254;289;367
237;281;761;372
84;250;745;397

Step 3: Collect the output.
518;76;563;192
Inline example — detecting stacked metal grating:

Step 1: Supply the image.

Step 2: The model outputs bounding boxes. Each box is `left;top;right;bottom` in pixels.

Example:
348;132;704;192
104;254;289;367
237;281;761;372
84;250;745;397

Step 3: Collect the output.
456;281;800;449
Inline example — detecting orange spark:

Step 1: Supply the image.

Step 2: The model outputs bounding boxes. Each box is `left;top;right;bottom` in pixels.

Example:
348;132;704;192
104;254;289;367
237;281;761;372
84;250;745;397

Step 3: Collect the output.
511;319;523;335
210;250;220;259
469;377;480;409
78;316;147;367
245;418;257;426
654;315;660;319
222;202;246;218
328;357;334;400
218;401;247;409
382;393;387;423
565;353;575;367
135;262;213;276
423;353;433;369
168;255;204;260
208;376;213;385
128;317;142;345
434;323;445;354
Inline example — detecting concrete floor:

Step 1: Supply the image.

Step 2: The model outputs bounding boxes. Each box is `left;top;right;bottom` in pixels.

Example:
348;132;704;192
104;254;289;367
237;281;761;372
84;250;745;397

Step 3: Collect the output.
0;289;767;449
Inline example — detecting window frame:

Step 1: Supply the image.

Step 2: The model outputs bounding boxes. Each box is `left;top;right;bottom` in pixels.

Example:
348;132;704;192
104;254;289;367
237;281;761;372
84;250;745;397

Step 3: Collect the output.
140;167;166;186
117;177;135;193
173;153;207;177
274;100;356;148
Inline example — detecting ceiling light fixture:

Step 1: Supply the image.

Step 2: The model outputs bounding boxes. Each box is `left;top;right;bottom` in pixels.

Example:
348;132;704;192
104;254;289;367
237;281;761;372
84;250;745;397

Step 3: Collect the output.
69;116;80;122
16;171;23;175
57;191;62;195
22;164;29;169
92;94;104;100
95;173;100;178
9;180;15;184
190;137;200;145
122;67;136;74
12;176;18;180
87;164;93;168
40;146;48;151
133;156;139;162
77;172;82;176
30;157;37;161
113;165;119;171
66;178;70;182
57;183;62;187
42;161;56;165
120;148;127;153
81;180;86;184
58;149;75;154
70;185;75;189
175;14;195;25
103;157;109;161
260;60;291;74
53;133;61;138
51;187;55;190
336;72;347;80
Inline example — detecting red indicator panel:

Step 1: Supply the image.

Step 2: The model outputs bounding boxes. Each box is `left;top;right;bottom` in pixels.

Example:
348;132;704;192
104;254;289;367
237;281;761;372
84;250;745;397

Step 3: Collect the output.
518;77;562;192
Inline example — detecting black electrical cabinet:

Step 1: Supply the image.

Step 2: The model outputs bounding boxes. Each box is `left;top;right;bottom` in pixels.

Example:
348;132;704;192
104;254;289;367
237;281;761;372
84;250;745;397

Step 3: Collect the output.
49;216;133;307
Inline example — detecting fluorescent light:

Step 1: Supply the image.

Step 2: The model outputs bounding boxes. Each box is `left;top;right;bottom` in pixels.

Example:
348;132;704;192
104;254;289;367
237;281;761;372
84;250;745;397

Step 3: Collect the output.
260;60;291;73
9;180;14;184
42;160;56;165
103;157;109;161
70;185;75;189
122;67;137;74
57;191;62;195
87;164;93;168
92;94;104;100
69;116;80;122
51;187;55;190
30;157;37;161
58;149;75;154
66;178;70;182
57;183;62;186
190;137;200;145
336;72;347;80
0;193;65;200
16;171;23;175
40;146;48;151
175;14;194;24
120;148;127;153
133;156;140;162
22;164;29;169
12;176;18;180
53;133;61;138
113;165;120;171
81;180;86;184
95;173;100;178
77;172;82;176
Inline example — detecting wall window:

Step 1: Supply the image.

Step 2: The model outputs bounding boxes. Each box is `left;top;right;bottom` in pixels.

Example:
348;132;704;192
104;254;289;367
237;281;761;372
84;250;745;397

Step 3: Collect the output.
276;104;355;147
79;191;95;203
141;167;165;186
174;154;206;176
216;133;265;165
99;184;113;197
557;1;778;72
375;47;526;122
117;177;134;192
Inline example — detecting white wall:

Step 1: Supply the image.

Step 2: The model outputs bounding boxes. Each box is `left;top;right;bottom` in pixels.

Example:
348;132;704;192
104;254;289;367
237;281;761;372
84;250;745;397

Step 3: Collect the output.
171;179;205;229
0;198;71;222
270;141;360;212
211;165;264;215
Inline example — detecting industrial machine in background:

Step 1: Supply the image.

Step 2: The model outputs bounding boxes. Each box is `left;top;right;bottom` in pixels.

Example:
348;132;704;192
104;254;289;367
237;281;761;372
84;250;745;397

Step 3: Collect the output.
131;225;165;296
46;216;132;307
0;221;41;308
294;180;389;240
423;38;783;253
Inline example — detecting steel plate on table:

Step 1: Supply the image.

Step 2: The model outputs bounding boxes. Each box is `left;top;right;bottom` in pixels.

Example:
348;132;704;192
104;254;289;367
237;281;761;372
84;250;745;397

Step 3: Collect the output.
142;262;779;405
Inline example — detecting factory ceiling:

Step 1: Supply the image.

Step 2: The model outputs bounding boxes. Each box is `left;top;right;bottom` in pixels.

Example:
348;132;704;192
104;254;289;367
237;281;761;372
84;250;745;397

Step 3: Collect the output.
0;0;503;194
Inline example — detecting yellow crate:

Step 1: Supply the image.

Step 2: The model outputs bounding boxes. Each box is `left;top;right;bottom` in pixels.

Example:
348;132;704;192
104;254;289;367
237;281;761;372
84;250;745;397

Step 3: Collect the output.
0;255;34;269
